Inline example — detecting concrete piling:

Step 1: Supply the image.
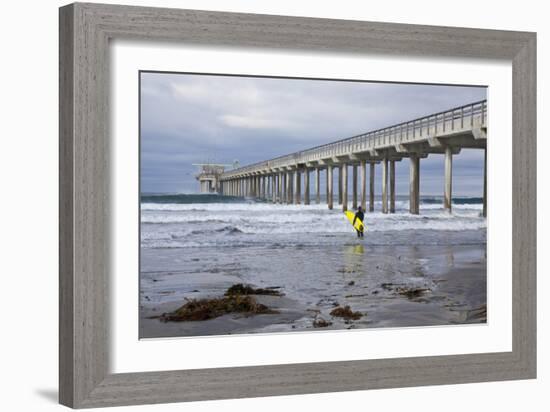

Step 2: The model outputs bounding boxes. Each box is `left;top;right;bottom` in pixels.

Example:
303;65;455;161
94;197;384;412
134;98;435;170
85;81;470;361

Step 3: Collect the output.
390;160;395;213
352;164;358;210
304;169;310;205
342;163;348;212
409;155;420;214
369;162;375;212
382;158;388;214
338;166;343;205
444;146;453;213
294;170;301;204
327;165;334;210
360;160;367;211
315;167;320;204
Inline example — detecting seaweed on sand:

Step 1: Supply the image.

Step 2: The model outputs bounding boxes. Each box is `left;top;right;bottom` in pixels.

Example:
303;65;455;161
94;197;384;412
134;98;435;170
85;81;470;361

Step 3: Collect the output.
313;317;333;328
224;283;283;296
159;295;278;322
397;287;431;299
329;305;363;320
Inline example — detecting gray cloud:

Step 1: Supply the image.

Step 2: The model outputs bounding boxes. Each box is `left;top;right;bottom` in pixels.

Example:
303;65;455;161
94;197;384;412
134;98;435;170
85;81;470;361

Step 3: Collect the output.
140;72;486;195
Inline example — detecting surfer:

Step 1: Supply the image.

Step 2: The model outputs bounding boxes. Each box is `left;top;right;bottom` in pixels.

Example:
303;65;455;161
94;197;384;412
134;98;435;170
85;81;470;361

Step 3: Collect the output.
353;206;365;238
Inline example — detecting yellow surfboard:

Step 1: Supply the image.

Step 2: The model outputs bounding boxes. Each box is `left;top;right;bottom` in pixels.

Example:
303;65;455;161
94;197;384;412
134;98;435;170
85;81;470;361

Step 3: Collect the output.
344;211;365;232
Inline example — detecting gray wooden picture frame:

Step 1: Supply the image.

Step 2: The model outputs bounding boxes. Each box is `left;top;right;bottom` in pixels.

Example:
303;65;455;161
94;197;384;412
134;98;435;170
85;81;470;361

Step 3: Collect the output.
59;2;536;408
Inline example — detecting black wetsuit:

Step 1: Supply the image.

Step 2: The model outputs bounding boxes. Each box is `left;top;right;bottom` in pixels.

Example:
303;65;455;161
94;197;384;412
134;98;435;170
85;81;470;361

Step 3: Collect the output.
353;210;365;237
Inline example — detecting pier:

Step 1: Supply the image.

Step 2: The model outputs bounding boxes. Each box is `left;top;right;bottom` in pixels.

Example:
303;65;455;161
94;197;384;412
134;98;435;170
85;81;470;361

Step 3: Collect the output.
219;100;487;216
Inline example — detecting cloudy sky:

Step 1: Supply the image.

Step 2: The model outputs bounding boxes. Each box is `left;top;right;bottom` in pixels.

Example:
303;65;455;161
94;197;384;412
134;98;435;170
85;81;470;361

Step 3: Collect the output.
140;72;486;196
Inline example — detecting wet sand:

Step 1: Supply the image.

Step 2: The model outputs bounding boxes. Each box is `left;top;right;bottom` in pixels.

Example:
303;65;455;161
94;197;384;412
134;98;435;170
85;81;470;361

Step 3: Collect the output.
140;240;486;338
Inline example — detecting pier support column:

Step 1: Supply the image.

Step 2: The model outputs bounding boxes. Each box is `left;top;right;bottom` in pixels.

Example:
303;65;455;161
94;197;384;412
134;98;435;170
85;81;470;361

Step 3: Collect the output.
283;172;287;203
282;173;286;203
289;171;294;203
409;155;420;214
285;172;290;203
327;165;333;210
338;166;343;205
444;146;453;213
342;163;348;212
288;171;294;203
390;160;396;213
369;163;375;212
276;173;281;203
483;148;487;218
304;169;310;205
360;160;367;210
382;158;388;214
315;168;320;204
352;165;358;209
280;172;284;203
272;175;276;203
325;168;329;205
294;170;301;204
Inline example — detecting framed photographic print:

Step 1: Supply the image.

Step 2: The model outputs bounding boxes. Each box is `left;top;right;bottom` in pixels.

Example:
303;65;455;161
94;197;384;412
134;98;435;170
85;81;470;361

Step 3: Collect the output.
59;2;536;408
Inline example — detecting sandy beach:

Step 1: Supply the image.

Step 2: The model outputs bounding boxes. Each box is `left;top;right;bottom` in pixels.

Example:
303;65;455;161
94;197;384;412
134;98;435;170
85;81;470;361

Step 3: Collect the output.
140;234;486;338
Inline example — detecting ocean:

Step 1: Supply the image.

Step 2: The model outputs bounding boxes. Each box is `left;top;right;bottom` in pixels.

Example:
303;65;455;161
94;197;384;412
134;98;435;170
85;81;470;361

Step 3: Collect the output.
140;194;487;338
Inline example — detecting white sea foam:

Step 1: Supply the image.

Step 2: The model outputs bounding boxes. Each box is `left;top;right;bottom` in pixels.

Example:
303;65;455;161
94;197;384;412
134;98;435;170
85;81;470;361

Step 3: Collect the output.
140;199;486;249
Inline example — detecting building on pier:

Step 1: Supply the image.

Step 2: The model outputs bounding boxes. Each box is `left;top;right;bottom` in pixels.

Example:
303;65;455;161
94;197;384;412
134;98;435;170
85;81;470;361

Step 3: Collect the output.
193;163;227;194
